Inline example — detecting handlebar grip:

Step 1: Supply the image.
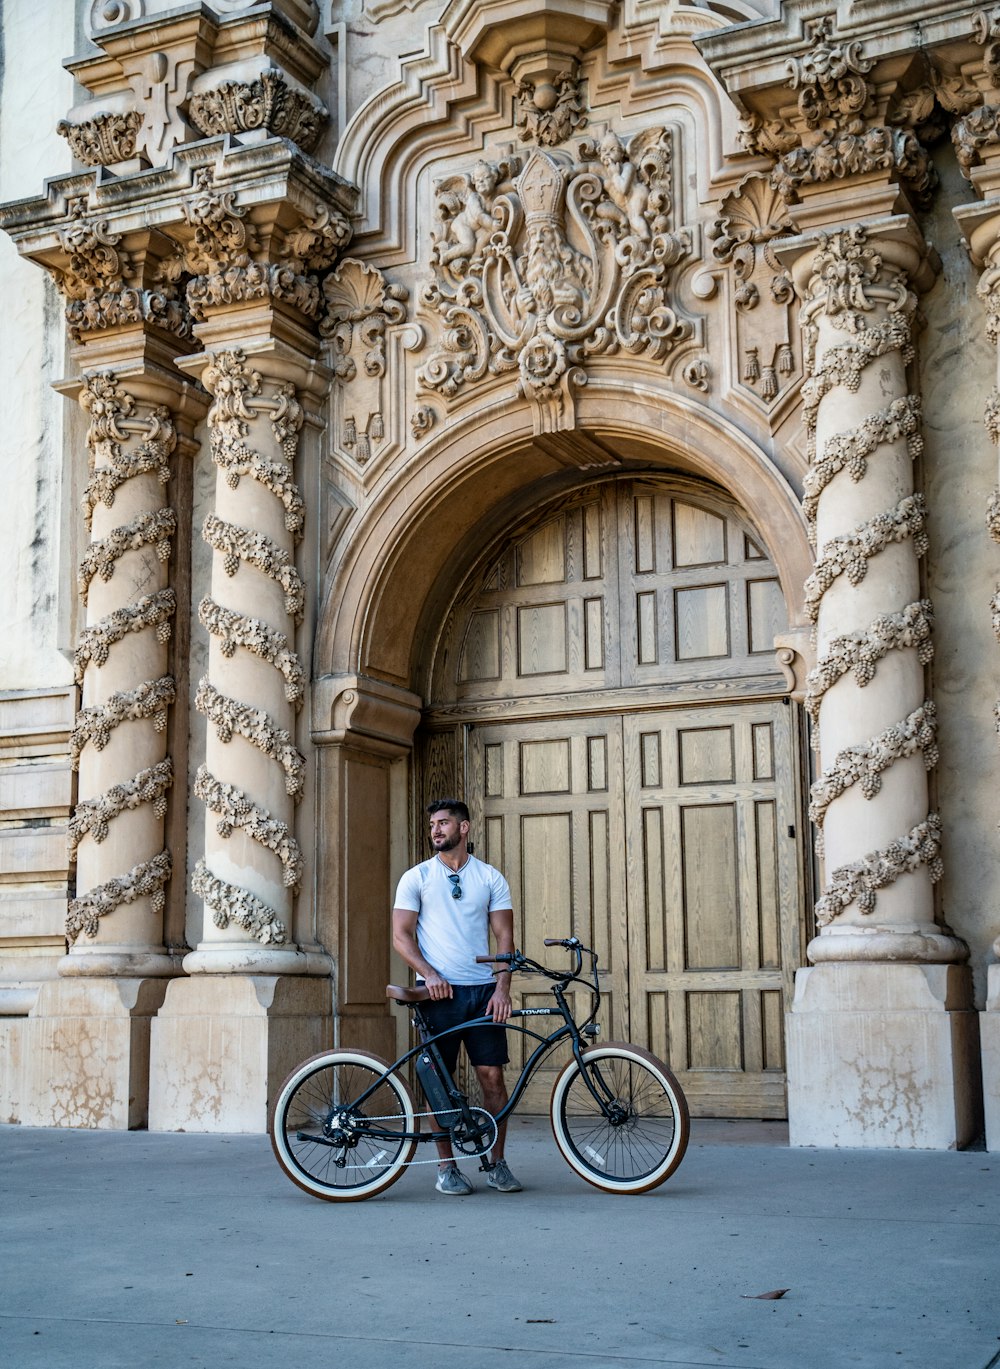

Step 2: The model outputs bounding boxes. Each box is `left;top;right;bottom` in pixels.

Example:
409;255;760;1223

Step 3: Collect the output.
475;953;513;963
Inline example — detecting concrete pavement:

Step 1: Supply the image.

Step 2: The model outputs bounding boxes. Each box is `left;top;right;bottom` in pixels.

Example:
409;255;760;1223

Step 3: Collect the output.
1;1117;998;1369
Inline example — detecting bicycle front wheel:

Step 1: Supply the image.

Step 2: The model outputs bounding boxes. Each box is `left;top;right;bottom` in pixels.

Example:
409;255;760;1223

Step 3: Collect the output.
270;1049;417;1202
550;1043;689;1194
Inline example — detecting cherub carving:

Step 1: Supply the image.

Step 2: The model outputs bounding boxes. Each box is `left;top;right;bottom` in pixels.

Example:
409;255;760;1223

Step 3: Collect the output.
592;129;673;242
431;160;501;273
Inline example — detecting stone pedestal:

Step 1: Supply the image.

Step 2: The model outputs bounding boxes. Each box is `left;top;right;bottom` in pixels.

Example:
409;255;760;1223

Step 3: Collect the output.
787;963;980;1149
12;978;168;1129
148;975;331;1132
982;967;1000;1152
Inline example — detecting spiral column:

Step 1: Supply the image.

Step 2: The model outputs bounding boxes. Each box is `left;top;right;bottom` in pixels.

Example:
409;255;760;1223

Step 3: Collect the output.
783;222;976;1148
184;348;315;974
65;373;181;975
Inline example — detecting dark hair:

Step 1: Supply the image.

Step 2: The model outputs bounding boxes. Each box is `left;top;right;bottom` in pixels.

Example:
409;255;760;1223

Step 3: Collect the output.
426;797;470;824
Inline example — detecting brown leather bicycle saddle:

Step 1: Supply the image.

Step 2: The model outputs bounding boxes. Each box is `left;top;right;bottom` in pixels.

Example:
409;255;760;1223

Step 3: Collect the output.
386;983;431;1003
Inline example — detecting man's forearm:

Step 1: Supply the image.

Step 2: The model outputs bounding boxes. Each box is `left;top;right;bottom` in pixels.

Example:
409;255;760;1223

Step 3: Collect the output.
393;929;439;982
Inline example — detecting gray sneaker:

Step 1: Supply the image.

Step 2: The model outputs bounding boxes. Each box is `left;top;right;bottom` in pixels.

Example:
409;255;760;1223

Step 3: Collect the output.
435;1163;474;1196
486;1158;522;1192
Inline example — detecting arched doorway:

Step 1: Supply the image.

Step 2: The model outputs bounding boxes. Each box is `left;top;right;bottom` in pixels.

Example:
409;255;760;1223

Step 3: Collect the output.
417;474;809;1117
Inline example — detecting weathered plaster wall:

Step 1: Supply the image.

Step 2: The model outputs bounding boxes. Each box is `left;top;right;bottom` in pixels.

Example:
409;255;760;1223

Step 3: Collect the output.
0;0;76;691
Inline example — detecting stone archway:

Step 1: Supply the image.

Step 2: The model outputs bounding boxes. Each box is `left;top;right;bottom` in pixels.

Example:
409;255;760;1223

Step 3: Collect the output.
311;387;814;1072
417;471;809;1117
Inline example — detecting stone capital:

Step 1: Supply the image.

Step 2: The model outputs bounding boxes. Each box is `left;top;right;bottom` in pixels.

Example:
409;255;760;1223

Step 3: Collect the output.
774;214;939;305
1;141;356;367
312;675;423;754
694;7;1000;221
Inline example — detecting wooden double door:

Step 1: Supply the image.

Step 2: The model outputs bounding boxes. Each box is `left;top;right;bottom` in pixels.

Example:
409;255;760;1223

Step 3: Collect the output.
422;478;808;1116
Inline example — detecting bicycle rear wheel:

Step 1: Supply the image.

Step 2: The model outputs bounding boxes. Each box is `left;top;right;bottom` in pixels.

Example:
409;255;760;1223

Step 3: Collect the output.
550;1043;689;1194
270;1049;417;1202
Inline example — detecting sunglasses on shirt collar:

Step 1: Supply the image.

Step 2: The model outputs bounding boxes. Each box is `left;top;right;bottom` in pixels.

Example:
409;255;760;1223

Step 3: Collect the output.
446;872;462;900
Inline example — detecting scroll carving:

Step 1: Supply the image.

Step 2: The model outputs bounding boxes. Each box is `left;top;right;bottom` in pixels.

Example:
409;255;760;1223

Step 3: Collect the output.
51;198;190;341
953;10;1000;175
57;110;142;166
180;169;350;322
418;133;692;429
189;70;328;153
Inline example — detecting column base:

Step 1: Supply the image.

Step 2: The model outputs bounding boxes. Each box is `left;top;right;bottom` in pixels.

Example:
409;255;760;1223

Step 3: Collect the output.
981;965;1000;1152
181;944;331;975
148;975;332;1133
0;978;168;1129
786;963;981;1149
58;947;181;977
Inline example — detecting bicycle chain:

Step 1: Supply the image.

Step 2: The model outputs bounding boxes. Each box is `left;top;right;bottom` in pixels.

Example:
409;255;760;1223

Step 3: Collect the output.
331;1106;497;1168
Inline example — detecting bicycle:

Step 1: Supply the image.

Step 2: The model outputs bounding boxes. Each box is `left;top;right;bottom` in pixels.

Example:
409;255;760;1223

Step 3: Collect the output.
269;936;689;1201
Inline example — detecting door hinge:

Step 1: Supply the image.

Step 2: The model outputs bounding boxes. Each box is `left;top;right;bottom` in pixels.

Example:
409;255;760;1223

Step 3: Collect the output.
787;825;796;838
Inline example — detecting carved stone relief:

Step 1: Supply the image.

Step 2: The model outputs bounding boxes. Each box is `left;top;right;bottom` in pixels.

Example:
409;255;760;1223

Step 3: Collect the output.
953;9;1000;176
796;226;943;930
320;259;408;466
739;17;936;208
189;70;328;153
51;198;191;342
514;67;586;148
67;374;179;946
193;349;309;946
178;168;351;323
57;111;143;167
707;174;796;406
418;131;692;431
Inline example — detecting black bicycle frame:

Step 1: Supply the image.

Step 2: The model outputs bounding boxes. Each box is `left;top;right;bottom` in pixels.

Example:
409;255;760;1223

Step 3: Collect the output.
336;978;607;1145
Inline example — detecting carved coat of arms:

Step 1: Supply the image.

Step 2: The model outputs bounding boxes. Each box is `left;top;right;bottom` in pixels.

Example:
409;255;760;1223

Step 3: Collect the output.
418;130;691;429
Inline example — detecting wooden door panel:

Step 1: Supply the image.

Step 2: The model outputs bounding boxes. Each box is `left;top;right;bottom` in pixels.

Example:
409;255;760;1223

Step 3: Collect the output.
469;717;629;1111
625;700;802;1118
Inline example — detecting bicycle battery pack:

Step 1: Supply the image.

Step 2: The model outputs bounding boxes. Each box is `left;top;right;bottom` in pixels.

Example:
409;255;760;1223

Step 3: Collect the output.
415;1051;459;1127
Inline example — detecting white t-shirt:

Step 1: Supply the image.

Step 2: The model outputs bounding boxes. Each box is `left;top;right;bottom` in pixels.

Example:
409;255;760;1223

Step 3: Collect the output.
393;854;512;986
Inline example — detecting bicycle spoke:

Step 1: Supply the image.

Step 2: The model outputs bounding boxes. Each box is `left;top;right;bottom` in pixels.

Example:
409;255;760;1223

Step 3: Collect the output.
553;1047;688;1190
272;1054;416;1198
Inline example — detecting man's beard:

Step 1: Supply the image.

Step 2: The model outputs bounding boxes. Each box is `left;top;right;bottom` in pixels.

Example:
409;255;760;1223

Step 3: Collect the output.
433;833;460;851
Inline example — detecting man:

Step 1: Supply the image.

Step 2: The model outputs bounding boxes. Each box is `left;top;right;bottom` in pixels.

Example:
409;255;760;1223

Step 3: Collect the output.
392;798;522;1195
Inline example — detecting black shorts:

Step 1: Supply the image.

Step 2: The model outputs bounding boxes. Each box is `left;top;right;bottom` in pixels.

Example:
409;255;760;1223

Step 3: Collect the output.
420;983;509;1073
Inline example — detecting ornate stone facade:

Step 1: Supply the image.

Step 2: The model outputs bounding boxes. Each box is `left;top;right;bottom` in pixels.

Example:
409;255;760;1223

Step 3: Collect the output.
0;0;998;1149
